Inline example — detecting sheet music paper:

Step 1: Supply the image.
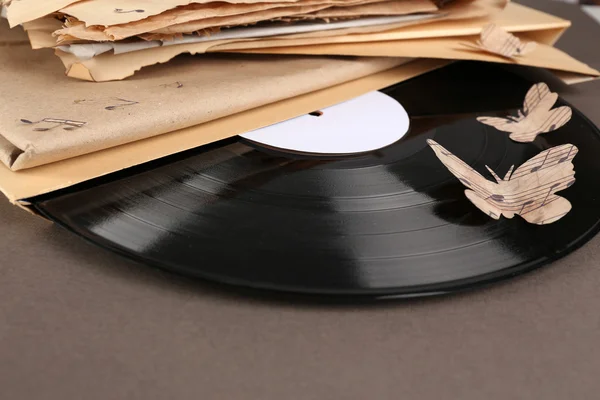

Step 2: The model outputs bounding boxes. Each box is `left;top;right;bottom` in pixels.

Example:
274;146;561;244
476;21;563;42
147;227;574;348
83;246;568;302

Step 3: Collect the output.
428;139;578;225
60;0;420;26
464;23;537;58
56;14;436;60
477;83;572;143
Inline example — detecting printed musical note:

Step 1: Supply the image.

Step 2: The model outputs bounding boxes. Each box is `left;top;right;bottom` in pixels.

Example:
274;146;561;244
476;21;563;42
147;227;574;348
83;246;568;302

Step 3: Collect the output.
73;99;96;105
462;23;537;59
559;146;574;164
105;98;139;111
530;150;551;172
519;200;534;215
114;8;145;14
160;82;184;89
20;118;87;131
428;139;578;225
433;0;457;6
477;82;572;143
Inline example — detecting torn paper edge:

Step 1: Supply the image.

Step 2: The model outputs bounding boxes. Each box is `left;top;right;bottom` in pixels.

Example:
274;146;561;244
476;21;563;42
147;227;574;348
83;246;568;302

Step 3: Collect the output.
57;13;436;60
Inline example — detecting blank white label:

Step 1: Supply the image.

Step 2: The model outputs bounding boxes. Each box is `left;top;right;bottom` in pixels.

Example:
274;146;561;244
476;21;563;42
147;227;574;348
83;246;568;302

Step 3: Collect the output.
239;91;410;155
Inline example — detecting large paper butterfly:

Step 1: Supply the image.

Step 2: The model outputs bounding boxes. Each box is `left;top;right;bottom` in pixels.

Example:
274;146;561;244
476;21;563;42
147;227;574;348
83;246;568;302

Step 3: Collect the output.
427;139;578;225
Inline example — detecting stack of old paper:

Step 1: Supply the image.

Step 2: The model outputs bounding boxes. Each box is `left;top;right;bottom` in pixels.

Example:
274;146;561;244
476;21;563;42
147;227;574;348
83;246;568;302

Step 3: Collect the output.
0;0;597;82
2;0;501;80
0;0;599;213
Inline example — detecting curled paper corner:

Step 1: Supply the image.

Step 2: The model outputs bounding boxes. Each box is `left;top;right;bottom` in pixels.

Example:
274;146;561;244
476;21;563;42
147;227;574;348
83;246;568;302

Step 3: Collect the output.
427;139;578;225
66;62;96;82
461;23;538;59
477;82;573;143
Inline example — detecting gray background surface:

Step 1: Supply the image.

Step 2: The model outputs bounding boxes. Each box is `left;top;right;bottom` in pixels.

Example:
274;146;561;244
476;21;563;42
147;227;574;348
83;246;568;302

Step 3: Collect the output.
1;1;599;399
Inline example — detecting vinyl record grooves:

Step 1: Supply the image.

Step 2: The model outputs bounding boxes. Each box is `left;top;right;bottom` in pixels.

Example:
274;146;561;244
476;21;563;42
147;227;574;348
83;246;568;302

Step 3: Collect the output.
30;62;600;298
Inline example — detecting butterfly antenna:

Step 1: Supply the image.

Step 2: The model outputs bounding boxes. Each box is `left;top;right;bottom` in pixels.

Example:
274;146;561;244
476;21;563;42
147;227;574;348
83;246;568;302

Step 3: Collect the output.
508;113;521;122
503;165;515;181
485;165;502;183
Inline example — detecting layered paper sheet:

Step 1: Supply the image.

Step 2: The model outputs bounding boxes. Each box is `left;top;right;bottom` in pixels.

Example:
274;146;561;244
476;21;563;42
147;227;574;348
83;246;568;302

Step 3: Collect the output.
0;18;413;171
20;2;596;82
54;0;440;42
9;0;509;81
48;5;599;83
58;0;433;27
0;58;451;211
225;30;599;77
49;2;560;59
54;14;436;60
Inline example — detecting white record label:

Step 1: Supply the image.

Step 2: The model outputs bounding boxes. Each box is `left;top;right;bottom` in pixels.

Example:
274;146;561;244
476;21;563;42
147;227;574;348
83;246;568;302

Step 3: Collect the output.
239;91;410;155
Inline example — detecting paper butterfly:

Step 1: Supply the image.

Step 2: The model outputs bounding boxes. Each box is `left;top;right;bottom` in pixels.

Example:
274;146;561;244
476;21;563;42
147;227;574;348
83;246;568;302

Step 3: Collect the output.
477;82;572;143
427;139;578;225
464;23;537;59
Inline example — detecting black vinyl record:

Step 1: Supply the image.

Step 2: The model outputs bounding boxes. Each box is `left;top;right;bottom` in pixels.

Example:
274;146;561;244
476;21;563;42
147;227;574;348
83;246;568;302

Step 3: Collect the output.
30;62;600;298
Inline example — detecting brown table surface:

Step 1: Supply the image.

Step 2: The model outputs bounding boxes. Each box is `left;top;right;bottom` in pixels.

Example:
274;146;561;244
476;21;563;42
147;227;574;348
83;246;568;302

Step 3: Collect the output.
2;1;600;399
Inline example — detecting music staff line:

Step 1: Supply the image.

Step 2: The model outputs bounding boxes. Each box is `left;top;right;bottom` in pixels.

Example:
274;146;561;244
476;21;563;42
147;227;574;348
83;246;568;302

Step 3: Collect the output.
443;159;574;199
443;163;573;206
438;144;575;181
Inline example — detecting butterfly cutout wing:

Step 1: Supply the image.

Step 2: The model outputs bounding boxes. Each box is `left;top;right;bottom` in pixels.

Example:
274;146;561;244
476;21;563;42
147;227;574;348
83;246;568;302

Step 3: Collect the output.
519;83;572;138
476;116;520;134
427;140;505;217
476;83;555;133
477;83;572;143
479;24;519;58
428;140;577;224
508;106;572;143
478;24;537;58
464;190;504;220
523;82;555;115
519;197;572;225
518;41;538;56
506;144;578;225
